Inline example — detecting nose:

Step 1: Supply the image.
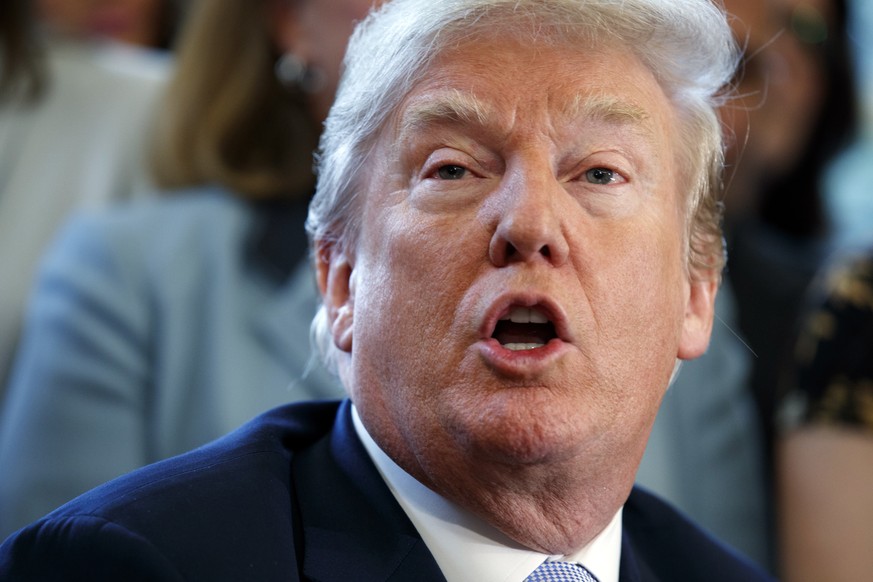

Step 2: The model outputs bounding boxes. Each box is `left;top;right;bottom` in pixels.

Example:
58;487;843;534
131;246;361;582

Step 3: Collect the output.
487;165;570;268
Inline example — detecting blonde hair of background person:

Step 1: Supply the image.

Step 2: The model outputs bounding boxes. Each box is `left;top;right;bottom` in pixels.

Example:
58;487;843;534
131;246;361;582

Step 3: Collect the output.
150;0;319;199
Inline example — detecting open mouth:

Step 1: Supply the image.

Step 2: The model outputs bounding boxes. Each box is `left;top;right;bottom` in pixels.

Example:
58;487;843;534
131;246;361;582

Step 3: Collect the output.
492;306;557;351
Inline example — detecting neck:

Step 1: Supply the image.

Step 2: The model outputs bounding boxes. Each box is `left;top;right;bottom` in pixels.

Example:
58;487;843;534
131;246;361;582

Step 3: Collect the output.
425;457;633;554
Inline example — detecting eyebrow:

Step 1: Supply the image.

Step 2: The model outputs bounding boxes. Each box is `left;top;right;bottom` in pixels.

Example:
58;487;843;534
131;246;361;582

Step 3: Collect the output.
398;90;654;138
399;90;494;135
565;93;652;129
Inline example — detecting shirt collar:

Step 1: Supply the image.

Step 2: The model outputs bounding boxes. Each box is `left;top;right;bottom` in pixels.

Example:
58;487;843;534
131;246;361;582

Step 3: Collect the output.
351;405;622;582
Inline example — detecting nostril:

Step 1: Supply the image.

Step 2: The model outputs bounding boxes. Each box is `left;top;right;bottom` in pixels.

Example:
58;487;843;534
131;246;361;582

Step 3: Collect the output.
505;242;518;260
495;242;554;265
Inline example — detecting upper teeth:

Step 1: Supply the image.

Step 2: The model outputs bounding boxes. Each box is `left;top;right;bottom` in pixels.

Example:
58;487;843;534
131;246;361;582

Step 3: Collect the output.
501;307;549;324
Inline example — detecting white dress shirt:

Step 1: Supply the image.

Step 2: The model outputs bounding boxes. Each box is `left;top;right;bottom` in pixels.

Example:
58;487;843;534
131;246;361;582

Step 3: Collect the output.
352;406;622;582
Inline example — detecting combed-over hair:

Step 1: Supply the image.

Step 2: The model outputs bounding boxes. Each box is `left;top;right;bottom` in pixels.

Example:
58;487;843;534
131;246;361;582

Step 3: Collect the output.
307;0;740;373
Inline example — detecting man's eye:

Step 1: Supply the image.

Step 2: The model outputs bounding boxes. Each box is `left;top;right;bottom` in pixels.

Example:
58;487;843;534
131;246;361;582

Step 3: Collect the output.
585;167;617;185
436;165;468;180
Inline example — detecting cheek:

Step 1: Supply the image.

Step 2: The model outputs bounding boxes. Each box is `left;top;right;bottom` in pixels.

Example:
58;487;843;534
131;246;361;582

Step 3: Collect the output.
586;217;688;355
354;208;479;362
367;197;482;287
558;223;685;452
349;215;473;439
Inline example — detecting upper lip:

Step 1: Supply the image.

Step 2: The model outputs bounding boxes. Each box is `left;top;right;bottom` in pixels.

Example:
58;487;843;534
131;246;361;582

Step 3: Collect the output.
479;293;573;344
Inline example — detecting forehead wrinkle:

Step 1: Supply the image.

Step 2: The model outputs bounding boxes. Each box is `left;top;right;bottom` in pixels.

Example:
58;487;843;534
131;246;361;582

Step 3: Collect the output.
395;85;661;153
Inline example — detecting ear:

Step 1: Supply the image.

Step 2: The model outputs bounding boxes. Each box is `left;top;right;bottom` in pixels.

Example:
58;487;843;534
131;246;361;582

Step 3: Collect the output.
316;241;355;353
677;277;718;360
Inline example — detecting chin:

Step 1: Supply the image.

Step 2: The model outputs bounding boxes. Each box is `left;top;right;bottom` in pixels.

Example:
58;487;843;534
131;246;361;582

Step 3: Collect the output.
472;430;582;466
443;389;591;466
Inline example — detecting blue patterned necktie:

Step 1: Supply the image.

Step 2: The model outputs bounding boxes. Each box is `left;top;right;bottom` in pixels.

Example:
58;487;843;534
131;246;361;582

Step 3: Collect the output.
525;560;600;582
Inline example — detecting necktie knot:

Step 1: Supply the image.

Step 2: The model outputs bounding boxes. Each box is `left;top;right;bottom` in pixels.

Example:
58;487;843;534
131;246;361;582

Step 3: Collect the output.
525;560;599;582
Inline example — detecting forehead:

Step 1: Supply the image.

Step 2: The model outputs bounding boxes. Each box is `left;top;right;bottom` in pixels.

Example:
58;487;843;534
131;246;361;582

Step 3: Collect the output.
389;36;676;144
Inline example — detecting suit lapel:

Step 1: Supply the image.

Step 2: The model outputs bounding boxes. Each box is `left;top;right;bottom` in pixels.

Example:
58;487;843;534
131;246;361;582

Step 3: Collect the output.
620;488;677;582
292;400;445;582
619;528;660;582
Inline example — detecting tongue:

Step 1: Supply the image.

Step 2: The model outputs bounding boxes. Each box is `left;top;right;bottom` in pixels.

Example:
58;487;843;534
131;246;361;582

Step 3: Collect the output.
493;321;555;346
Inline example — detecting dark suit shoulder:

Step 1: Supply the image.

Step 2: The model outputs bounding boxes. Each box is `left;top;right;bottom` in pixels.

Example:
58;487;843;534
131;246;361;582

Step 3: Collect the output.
622;487;774;581
0;400;342;582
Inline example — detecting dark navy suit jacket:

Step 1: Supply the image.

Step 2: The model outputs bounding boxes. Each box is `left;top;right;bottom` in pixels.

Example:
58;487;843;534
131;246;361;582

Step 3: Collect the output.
0;400;773;581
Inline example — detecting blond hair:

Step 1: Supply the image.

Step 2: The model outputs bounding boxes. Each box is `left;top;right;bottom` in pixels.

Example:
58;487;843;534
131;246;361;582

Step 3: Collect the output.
150;0;316;200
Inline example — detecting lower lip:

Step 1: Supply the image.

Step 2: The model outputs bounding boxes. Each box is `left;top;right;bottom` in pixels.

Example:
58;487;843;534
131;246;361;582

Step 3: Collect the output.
475;338;569;377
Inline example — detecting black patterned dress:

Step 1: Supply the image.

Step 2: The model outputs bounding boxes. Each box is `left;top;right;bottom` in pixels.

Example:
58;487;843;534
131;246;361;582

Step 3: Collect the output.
779;250;873;432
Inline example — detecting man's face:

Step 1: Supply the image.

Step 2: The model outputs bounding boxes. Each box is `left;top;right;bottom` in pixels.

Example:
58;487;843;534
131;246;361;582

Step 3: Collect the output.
321;37;716;501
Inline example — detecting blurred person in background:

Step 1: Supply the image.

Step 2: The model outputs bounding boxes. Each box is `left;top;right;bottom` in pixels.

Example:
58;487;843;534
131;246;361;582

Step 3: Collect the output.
638;0;860;572
777;247;873;581
717;0;859;569
0;0;376;539
771;4;873;575
721;0;858;456
0;0;172;407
